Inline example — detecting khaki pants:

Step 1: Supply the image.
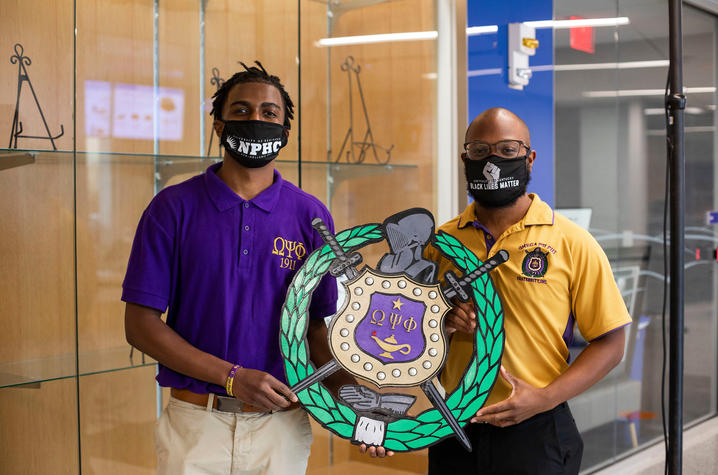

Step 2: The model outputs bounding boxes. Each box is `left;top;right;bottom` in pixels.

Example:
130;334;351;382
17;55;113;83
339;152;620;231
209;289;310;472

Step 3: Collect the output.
155;395;313;475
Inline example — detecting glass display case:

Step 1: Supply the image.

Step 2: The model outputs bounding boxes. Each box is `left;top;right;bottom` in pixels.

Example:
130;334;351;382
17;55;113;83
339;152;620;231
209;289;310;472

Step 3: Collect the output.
0;0;448;472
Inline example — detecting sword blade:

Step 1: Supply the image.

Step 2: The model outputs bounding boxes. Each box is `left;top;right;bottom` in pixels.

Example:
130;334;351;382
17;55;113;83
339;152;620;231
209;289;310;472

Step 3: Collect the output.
290;359;341;395
421;381;472;452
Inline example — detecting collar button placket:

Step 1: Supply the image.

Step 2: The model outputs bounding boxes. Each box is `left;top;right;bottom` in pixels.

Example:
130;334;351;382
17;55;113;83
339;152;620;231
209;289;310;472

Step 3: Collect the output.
239;206;256;270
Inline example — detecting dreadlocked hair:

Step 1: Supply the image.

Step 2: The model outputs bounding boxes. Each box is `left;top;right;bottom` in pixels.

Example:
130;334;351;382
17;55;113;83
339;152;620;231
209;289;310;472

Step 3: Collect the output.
210;60;294;129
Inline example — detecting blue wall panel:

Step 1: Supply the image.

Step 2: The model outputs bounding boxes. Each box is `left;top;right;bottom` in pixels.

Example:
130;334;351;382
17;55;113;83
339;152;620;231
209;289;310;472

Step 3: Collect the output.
467;0;554;206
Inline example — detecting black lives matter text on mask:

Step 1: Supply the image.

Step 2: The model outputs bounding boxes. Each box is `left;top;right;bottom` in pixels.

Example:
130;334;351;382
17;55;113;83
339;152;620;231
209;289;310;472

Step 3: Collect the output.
464;155;530;207
469;179;520;191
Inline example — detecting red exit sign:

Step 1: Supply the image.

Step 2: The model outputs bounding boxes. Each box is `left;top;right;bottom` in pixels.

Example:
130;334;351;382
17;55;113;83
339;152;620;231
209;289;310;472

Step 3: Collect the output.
570;16;595;54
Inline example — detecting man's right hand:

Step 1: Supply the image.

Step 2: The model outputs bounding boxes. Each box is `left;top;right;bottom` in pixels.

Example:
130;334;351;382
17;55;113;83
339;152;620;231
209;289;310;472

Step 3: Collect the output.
445;300;477;334
233;368;298;412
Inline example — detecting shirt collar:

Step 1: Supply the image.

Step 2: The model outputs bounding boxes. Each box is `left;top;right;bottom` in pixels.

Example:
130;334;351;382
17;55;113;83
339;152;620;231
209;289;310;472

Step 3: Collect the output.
204;162;284;213
456;193;554;229
457;202;479;229
523;194;554;226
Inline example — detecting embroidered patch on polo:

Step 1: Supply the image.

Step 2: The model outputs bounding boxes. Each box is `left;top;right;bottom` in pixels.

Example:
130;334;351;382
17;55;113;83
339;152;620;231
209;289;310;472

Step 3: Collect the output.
522;247;549;278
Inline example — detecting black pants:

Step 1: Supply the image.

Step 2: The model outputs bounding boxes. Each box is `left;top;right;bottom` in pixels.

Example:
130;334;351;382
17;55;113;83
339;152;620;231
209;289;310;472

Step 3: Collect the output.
428;402;583;475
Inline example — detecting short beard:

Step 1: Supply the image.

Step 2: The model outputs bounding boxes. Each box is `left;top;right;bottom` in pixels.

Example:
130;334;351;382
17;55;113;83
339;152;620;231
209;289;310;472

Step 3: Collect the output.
464;165;531;209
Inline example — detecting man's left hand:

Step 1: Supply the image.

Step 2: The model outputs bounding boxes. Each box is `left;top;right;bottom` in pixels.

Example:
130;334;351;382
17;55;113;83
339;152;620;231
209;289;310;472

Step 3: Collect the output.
470;366;555;427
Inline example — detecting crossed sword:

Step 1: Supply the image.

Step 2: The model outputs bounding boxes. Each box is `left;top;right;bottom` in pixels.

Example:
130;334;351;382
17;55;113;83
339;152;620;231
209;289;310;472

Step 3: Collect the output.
290;218;509;451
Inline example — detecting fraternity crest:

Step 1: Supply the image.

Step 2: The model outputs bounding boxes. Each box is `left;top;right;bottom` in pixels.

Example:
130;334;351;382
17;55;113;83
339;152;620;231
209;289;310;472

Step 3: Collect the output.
329;268;450;387
522;247;549;277
279;208;510;453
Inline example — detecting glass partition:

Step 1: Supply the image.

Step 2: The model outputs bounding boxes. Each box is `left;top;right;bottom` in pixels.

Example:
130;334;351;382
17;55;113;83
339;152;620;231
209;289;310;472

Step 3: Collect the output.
299;0;435;267
554;0;718;470
1;0;79;469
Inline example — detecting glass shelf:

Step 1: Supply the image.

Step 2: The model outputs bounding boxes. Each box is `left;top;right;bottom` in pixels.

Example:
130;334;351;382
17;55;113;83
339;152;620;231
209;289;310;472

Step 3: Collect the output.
0;148;419;167
0;147;418;390
0;347;157;389
0;150;36;170
1;149;417;186
155;156;418;199
0;149;418;196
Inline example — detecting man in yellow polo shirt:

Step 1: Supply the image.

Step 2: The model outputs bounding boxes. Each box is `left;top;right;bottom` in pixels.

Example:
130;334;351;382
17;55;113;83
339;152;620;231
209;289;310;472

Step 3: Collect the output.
426;107;631;474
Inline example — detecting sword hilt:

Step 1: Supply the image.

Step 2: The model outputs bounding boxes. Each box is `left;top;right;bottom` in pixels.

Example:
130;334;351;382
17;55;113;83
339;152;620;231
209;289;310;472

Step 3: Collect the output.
442;250;509;302
312;218;361;280
444;271;469;302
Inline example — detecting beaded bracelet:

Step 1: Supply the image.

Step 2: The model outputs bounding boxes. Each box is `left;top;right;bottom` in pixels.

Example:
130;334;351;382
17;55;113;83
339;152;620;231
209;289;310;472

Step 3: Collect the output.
225;364;241;397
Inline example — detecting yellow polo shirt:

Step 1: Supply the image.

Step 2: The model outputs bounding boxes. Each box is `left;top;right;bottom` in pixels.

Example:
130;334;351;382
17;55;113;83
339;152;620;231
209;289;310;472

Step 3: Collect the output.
426;194;632;406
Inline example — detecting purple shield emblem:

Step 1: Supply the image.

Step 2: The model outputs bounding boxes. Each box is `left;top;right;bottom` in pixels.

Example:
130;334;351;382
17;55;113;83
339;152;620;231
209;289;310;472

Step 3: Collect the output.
355;293;426;363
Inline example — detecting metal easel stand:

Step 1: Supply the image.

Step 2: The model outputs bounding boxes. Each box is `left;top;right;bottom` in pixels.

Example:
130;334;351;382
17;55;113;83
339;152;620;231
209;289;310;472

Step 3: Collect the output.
8;43;64;150
332;56;393;164
206;67;225;158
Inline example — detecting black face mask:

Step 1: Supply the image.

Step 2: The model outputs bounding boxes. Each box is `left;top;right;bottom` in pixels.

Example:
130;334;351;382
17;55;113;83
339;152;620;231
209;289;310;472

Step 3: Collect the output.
220;120;288;168
464;155;530;208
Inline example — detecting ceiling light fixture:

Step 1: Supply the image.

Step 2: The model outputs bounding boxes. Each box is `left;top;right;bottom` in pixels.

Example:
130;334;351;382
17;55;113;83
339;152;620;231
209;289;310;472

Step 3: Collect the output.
466;59;669;77
554;60;669;71
466;25;499;36
316;31;438;47
644;107;705;115
527;17;630;29
583;87;716;98
317;17;630;47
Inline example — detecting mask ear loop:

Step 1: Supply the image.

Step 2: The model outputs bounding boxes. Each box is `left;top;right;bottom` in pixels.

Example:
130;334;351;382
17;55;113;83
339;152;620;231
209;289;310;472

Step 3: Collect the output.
281;126;290;147
522;152;531;175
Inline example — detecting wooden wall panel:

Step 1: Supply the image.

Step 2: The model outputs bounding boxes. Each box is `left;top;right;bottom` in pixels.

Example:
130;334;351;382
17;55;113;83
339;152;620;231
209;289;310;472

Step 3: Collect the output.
76;0;154;154
0;154;75;365
74;0;157;360
157;1;200;156
297;0;331;205
204;0;300;180
76;156;155;361
298;0;436;266
0;379;79;474
79;366;158;474
0;0;74;152
299;0;437;232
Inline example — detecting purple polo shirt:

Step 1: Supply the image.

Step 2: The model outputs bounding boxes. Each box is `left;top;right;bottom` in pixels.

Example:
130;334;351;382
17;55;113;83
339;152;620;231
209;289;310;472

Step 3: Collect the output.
122;162;337;394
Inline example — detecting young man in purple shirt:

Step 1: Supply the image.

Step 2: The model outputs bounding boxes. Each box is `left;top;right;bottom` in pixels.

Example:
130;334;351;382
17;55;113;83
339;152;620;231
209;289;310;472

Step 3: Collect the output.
123;62;358;474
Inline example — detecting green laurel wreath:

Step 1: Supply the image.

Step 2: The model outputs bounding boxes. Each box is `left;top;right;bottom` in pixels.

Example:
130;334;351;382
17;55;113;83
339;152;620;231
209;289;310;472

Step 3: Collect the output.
279;225;504;451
